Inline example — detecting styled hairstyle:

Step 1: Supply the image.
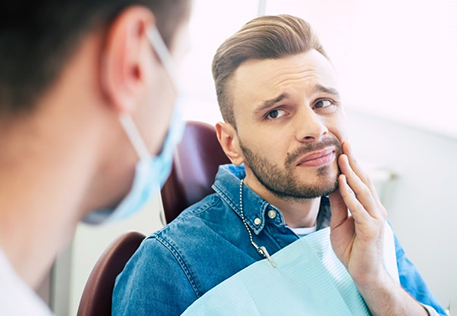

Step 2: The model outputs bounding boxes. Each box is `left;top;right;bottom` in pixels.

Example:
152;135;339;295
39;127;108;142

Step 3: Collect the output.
212;14;329;127
0;0;191;115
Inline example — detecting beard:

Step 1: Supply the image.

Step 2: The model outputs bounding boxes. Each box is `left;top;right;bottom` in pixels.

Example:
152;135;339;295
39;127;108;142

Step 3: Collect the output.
239;136;342;200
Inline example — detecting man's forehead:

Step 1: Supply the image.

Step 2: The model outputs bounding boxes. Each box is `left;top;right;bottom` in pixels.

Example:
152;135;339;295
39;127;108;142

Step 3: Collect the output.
231;50;338;107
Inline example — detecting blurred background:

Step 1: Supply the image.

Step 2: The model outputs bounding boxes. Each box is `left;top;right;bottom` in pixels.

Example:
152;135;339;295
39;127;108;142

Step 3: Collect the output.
41;0;457;314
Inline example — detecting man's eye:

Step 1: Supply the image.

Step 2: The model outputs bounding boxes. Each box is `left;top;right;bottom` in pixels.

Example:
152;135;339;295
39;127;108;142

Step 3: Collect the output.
314;100;333;109
266;109;286;119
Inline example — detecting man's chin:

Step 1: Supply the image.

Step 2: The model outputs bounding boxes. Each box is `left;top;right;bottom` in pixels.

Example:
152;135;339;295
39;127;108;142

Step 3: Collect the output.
323;180;339;196
303;183;338;199
294;173;339;198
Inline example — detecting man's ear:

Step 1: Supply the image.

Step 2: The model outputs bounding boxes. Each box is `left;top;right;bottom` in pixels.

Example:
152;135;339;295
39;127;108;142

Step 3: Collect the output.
216;122;244;165
100;6;156;114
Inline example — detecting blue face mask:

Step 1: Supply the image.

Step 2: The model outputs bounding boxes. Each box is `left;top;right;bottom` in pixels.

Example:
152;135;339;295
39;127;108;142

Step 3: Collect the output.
83;27;185;225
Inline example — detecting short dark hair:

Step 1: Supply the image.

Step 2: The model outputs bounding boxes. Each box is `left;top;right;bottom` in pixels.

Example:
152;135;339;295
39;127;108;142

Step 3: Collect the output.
0;0;191;115
212;14;328;127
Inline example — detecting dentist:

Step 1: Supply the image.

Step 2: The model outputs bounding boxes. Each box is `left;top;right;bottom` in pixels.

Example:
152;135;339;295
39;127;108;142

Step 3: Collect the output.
0;0;191;314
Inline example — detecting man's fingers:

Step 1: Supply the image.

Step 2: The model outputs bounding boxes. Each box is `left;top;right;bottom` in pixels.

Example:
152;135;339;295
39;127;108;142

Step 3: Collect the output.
343;142;380;201
329;189;348;228
338;174;372;223
340;142;387;220
338;154;379;218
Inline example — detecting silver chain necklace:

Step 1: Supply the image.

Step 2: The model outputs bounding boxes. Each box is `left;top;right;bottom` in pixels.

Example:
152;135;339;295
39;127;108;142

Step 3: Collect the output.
239;179;276;268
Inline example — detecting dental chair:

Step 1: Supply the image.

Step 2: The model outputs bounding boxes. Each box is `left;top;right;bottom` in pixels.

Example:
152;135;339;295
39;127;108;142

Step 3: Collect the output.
161;120;230;223
76;231;145;316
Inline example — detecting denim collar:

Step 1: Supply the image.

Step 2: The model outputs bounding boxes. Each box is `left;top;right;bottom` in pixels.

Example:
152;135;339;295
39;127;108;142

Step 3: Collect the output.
212;164;284;235
212;164;332;235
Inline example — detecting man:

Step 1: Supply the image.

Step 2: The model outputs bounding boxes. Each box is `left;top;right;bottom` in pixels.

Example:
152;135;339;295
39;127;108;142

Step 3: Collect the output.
0;0;191;314
113;15;446;315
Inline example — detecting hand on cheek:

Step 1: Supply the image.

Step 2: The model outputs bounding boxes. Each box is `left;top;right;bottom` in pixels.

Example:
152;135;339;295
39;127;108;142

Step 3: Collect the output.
329;142;388;288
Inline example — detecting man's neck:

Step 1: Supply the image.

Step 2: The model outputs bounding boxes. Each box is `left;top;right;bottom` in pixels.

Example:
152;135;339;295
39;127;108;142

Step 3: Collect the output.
0;160;82;288
0;31;126;289
0;100;105;288
243;173;321;229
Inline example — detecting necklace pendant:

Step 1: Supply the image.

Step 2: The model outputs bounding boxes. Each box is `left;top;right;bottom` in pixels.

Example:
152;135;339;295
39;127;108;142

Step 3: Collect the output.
259;246;276;268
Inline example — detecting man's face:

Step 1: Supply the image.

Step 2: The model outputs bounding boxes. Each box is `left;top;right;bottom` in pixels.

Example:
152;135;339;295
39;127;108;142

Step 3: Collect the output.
231;50;347;199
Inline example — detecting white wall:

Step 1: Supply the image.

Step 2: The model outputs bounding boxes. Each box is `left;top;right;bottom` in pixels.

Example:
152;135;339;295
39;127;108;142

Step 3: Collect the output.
341;0;457;138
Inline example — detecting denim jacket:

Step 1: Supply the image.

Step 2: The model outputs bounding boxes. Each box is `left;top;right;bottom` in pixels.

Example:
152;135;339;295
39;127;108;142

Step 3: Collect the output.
112;164;446;315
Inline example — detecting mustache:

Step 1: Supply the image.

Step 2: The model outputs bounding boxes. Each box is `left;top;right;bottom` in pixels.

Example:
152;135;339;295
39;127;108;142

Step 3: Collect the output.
285;137;342;167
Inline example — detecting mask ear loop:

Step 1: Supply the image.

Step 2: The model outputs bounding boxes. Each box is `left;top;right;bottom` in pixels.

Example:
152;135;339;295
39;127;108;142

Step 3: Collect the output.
146;27;179;92
119;114;151;161
120;26;180;161
145;27;183;228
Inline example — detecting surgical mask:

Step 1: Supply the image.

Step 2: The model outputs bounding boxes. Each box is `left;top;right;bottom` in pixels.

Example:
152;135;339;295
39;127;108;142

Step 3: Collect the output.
83;27;185;225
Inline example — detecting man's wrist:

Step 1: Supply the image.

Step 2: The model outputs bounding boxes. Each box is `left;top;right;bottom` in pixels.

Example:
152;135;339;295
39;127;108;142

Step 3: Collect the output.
354;269;428;316
352;265;392;292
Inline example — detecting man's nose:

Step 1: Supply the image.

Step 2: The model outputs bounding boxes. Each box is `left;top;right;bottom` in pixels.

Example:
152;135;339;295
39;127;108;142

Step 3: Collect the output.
295;107;328;142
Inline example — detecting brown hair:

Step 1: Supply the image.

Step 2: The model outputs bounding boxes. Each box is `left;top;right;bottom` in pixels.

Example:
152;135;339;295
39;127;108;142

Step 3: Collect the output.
0;0;191;115
212;14;328;127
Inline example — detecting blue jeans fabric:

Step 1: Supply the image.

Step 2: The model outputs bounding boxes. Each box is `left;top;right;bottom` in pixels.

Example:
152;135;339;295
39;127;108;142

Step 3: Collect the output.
112;164;446;316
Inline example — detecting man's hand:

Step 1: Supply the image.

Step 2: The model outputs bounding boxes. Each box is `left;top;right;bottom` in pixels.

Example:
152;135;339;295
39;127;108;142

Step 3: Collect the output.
329;141;387;286
329;142;429;316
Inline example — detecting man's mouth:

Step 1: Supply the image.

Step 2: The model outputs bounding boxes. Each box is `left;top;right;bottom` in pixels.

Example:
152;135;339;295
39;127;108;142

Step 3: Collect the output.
296;147;336;167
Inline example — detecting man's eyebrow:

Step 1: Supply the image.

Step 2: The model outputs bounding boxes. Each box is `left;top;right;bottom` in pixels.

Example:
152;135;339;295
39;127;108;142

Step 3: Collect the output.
313;84;340;98
254;93;290;114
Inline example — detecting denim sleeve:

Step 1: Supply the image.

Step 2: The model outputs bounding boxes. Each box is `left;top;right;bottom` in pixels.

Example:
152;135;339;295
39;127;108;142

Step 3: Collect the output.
395;234;447;315
112;236;198;316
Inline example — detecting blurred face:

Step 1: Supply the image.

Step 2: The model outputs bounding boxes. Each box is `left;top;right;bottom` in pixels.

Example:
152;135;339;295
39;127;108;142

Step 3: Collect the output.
94;17;191;216
231;50;347;199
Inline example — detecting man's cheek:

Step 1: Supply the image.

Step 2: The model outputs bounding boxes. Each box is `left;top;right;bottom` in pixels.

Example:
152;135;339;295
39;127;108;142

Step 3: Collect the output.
336;113;348;142
330;122;347;145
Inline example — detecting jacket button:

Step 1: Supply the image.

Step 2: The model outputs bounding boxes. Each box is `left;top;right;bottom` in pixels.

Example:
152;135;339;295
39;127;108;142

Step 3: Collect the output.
267;210;277;219
254;218;262;225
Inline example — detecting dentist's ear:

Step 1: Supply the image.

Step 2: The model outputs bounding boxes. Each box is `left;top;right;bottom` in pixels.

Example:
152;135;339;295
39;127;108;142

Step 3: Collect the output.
100;6;156;114
216;122;245;165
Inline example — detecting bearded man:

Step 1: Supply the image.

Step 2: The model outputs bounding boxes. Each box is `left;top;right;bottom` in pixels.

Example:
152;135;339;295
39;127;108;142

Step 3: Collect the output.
113;14;445;316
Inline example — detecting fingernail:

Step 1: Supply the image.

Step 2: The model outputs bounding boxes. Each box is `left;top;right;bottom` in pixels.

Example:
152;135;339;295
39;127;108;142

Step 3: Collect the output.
340;174;347;183
342;154;349;165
